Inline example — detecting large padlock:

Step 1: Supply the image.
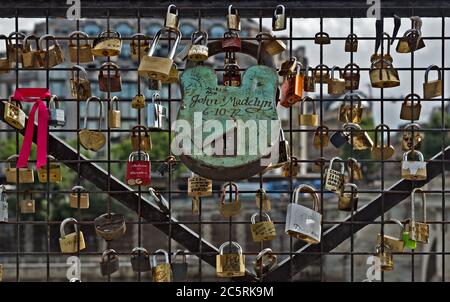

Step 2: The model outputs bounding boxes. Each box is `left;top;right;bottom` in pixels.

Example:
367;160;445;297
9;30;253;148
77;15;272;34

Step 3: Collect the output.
130;33;150;61
344;123;373;151
219;182;241;218
324;157;345;193
94;212;127;241
227;5;241;31
131;247;151;272
70;65;92;100
372;124;395;160
272;5;286;31
222;31;241;52
338;93;363;124
2;96;25;129
172;250;189;282
147;92;168;130
402;123;423;151
299;96;319;126
164;4;180;30
223;63;241;87
138;28;181;81
278;57;297;77
7;32;26;65
68;31;94;63
423;64;442;99
400;93;421;121
188;173;212;197
327;66;345;96
39;34;64;68
314;64;330;84
347;157;363;181
59;218;86;254
188;31;209;62
370;59;400;88
313;126;329;149
99;62;122;92
79;96;106;152
401;150;427;180
338;183;358;212
20;190;35;214
343;63;360;90
285;184;322;244
91;30;122;57
131;93;146;110
216;241;245;277
22;34;43;69
376;219;407;253
108;96;121;129
256;32;286;56
345;33;358;52
48;95;66;127
69;185;89;209
280;62;303;107
255;188;271;212
252;248;277;277
281;156;300;177
376;244;393;271
152;249;173;282
250;212;276;242
126;151;151;186
405;188;429;244
5;154;34;184
38;155;62;183
131;125;152;151
314;31;331;45
0;186;7;223
99;249;120;276
0;35;11;74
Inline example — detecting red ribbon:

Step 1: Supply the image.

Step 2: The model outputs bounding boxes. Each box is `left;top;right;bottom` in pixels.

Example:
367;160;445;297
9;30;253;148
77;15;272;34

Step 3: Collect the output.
12;88;50;170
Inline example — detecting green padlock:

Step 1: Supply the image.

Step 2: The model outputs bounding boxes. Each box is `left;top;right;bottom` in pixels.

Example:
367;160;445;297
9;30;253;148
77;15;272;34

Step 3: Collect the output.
402;221;417;250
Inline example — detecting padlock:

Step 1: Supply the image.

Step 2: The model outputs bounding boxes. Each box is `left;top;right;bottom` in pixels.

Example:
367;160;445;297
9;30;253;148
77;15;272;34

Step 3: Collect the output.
327;66;345;96
164;4;180;30
281;156;300;178
376;219;407;253
219;182;241;218
227;5;241;31
338;93;363;124
0;35;11;74
20;191;35;214
272;5;286;31
345;33;358;52
314;32;331;44
410;16;425;51
131;247;151;272
338;183;358;212
275;129;290;168
347;157;363;181
0;264;2;281
157;155;176;176
312;157;326;173
108;96;121;129
255;188;271;212
138;28;181;82
423;64;442;99
278;57;297;77
69;185;89;209
126;151;151;186
223;63;241;87
344;123;373;151
130;33;150;61
314;64;330;84
5;154;34;184
188;31;209;61
91;30;122;57
256;32;286;56
405;188;429;244
401;150;427;180
68;31;94;63
330;129;349;148
370;32;394;65
160;63;179;84
188;173;212;197
70;65;92;100
400;93;421;121
252;248;277;277
94;212;127;241
172;250;189;282
152;249;173;282
79;96;106;152
7;32;26;65
396;29;424;53
313;126;329;149
147;92;168;129
343;63;360;90
372;124;395;160
99;249;120;276
149;188;170;215
376;244;393;271
39;34;64;68
99;62;122;92
250;212;276;242
324;157;345;193
22;34;43;69
402;123;423;151
280;62;303;107
0;186;7;223
216;241;245;277
222;31;241;52
370;59;400;88
299;96;319;126
131;125;152;151
38;155;62;183
2;97;25;129
148;79;162;91
59;218;86;254
131;93;146;109
48;95;66;127
285;184;322;244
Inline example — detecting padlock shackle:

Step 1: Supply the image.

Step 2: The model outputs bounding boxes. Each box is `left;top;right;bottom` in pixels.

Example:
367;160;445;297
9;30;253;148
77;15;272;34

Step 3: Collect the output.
132;246;149;256
101;248;118;261
60;217;79;238
130;33;150;46
100;62;120;76
131;125;150;137
343;122;362;131
0;185;6;200
274;4;285;16
424;64;441;82
315;31;329;38
344;63;360;74
173;249;189;263
219;241;242;255
370;58;395;71
374;123;391;147
8;31;25;40
71;185;87;193
402;149;425;162
23;34;40;51
151;92;161;104
110;96;120;110
98;30;121;39
411;16;423;31
147;28;181;60
330;156;345;175
346;33;358;40
343;183;358;194
251;212;271;224
68;30;90;46
375;243;392;253
191;30;208;45
151;249;170;267
384;219;405;237
314;64;330;74
255;248;274;261
84;96;103;131
48;95;60;109
220;182;239;205
128;150;149;162
148;188;169;214
6;154;19;168
314;125;329;136
300;96;317;115
411;187;427;223
330;65;342;79
403;93;421;105
71;64;89;80
293;184;321;212
167;4;178;15
228;4;238;15
404;122;421;131
38;34;59;50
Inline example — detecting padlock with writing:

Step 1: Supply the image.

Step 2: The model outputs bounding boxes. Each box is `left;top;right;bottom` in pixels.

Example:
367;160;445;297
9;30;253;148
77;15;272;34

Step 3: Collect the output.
216;241;245;277
79;96;106;152
344;123;373;151
227;5;241;31
70;65;92;100
99;62;122;92
131;93;146;109
256;32;286;56
69;185;89;209
22;34;43;69
423;65;442;99
299;96;319;126
280;62;303;107
164;4;180;30
5;154;34;184
219;182;241;218
281;156;300;178
126;151;151;186
94;212;127;241
345;34;358;52
250;212;276;242
172;250;189;282
278;57;297;77
131;247;151;272
405;188;429;244
372;124;395;160
314;32;331;45
131;125;152;152
376;244;393;271
39;34;64;68
314;64;330;84
370;59;400;88
252;248;277;278
343;63;360;90
338;93;363;124
400;93;421;121
38;155;62;183
108;96;121;129
0;186;7;223
255;188;271;212
68;31;94;63
188;173;212;197
313;126;329;149
222;31;241;52
347;157;363;181
100;249;120;276
0;35;11;74
152;249;173;282
324;157;345;193
402;123;423;151
2;96;25;129
92;30;122;57
130;33;150;61
272;5;286;31
338;183;358;212
188;31;209;62
20;190;35;214
327;66;345;96
59;218;86;254
7;32;25;65
223;63;241;87
157;155;176;176
147;92;168;130
376;219;407;253
401;150;427;180
48;95;66;127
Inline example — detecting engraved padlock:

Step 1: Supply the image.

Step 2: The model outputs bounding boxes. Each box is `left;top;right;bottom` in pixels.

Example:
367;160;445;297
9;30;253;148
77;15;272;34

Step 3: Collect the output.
164;4;180;30
347;157;363;181
188;31;208;62
255;188;271;212
338;93;363;124
314;31;331;45
22;34;43;69
400;93;421;121
38;155;62;183
91;30;122;57
39;34;64;68
188;173;212;198
250;212;276;242
401;150;427;180
99;62;122;92
223;63;241;87
20;190;35;214
402;123;423;151
313;126;329;149
94;213;127;241
372;124;395;160
405;188;429;244
376;244;393;272
324;157;345;193
376;219;407;253
344;123;373;151
69;185;89;209
48;95;66;127
7;32;26;65
272;5;286;31
78;96;106;152
108;96;121;129
70;65;92;100
126;151;151;186
3;96;25;130
423;65;442;99
280;62;303;107
256;32;286;56
222;31;241;52
131;125;152;151
131;93;146;110
345;33;358;52
99;249;120;276
370;59;400;88
68;31;94;63
5;154;34;184
314;64;330;84
216;241;245;277
152;249;173;282
219;182;241;218
59;218;86;254
281;156;300;178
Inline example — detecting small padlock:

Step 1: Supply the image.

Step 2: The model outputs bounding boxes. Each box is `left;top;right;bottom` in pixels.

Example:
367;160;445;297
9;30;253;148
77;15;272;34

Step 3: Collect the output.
91;30;122;57
69;185;89;209
148;79;162;91
338;93;363;124
130;33;150;61
280;62;303;107
79;96;106;152
99;62;122;92
222;31;241;52
68;31;94;63
347;157;363;181
160;63;179;84
2;96;25;129
370;59;400;88
147;92;168;130
149;188;170;215
327;66;345;96
188;173;212;197
313;126;329;149
255;188;271;212
164;4;180;30
338;183;358;212
272;5;286;31
227;5;241;31
372;124;395;160
274;129;290;169
0;186;8;223
131;93;146;110
157;155;176;176
59;218;86;254
22;34;43;69
314;32;331;45
324;157;345;193
278;57;297;77
5;154;34;184
224;51;237;65
131;247;151;272
252;248;277;278
108;96;121;129
299;96;319;126
376;219;407;253
376;244;394;271
152;249;173;282
126;151;151;186
99;249;120;276
405;188;429;244
330;129;349;149
343;63;360;90
402;123;423;151
7;32;26;65
223;63;241;87
187;31;209;62
20;190;35;214
216;241;245;277
312;157;326;173
172;250;189;282
400;93;421;121
38;155;62;183
423;65;442;99
396;29;424;53
344;123;373;151
131;125;152;151
0;35;11;74
39;34;64;68
48;95;66;127
370;32;394;64
70;65;92;100
281;156;300;178
345;33;358;52
314;64;330;84
401;150;427;180
94;212;127;241
219;182;241;218
256;32;286;56
250;212;276;242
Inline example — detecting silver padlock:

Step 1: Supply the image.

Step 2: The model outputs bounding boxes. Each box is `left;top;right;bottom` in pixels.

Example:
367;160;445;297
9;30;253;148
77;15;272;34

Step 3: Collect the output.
0;185;8;223
172;249;189;282
324;157;345;193
285;184;322;244
48;95;66;127
147;92;168;130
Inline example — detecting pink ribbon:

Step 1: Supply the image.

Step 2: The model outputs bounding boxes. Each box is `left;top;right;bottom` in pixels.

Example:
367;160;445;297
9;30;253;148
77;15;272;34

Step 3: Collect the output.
12;88;50;170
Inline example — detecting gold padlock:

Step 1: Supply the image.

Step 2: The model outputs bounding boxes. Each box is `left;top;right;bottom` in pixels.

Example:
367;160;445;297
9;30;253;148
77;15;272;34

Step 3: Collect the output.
59;218;86;254
160;63;179;84
400;93;421;121
39;34;64;68
70;65;92;100
79;96;106;152
299;96;319;127
130;33;150;61
328;66;345;96
423;65;442;99
347;157;363;181
314;64;330;84
401;150;427;180
396;29;424;53
376;219;406;253
187;173;212;197
216;241;245;277
151;249;173;282
38;155;62;183
376;244;394;272
250;212;276;242
338;183;358;212
345;33;358;52
92;30;122;57
343;63;360;90
188;31;209;61
338;93;363;124
370;59;400;88
313;126;329;149
219;182;241;218
131;93;146;110
314;31;331;45
22;34;43;69
402;123;423;151
108;96;121;129
344;123;373;151
68;31;94;63
131;125;152;152
7;32;26;65
281;156;300;177
272;5;286;31
256;32;286;56
5;154;34;184
3;96;25;130
303;66;316;92
69;185;89;209
372;124;395;160
227;5;241;31
255;188;271;211
164;4;180;31
0;35;11;74
405;188;430;244
20;190;35;214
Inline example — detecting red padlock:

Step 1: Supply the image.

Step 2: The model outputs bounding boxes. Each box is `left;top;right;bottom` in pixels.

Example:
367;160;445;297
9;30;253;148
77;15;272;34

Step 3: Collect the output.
126;151;151;186
222;31;241;52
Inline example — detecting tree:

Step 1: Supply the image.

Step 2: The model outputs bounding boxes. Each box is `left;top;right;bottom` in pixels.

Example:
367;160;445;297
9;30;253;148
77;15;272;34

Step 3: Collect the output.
421;110;450;160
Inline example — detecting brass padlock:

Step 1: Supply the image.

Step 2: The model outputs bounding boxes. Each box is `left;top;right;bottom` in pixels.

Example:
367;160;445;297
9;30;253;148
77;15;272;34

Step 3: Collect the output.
402;123;423;151
188;31;208;61
372;124;395;160
138;28;181;82
22;34;43;69
187;173;212;197
347;157;363;181
39;34;64;68
327;66;345;96
59;218;86;254
3;96;25;129
5;154;34;184
252;248;277;277
131;125;152;152
216;241;245;277
370;32;394;64
400;93;421;121
338;183;358;212
160;63;179;84
281;156;300;177
70;65;92;100
108;96;121;129
38;155;62;183
345;33;358;52
152;249;173;282
0;35;11;74
370;59;400;88
278;57;297;77
68;31;94;63
131;93;146;110
227;5;241;31
303;66;316;92
343;63;360;90
164;4;180;31
222;31;241;52
250;212;276;242
256;32;286;56
312;157;326;173
313;126;329;149
94;213;127;241
69;185;89;209
314;64;330;84
314;31;331;45
255;188;271;211
272;5;286;31
92;30;122;57
130;33;150;61
397;29;424;53
280;62;303;107
405;188;429;244
423;65;442;99
79;96;106;152
324;157;345;193
338;93;363;124
376;244;394;271
223;63;241;87
219;182;241;218
7;32;26;65
299;96;319;126
20;190;35;214
377;219;406;253
99;62;122;92
344;123;373;151
401;150;427;180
